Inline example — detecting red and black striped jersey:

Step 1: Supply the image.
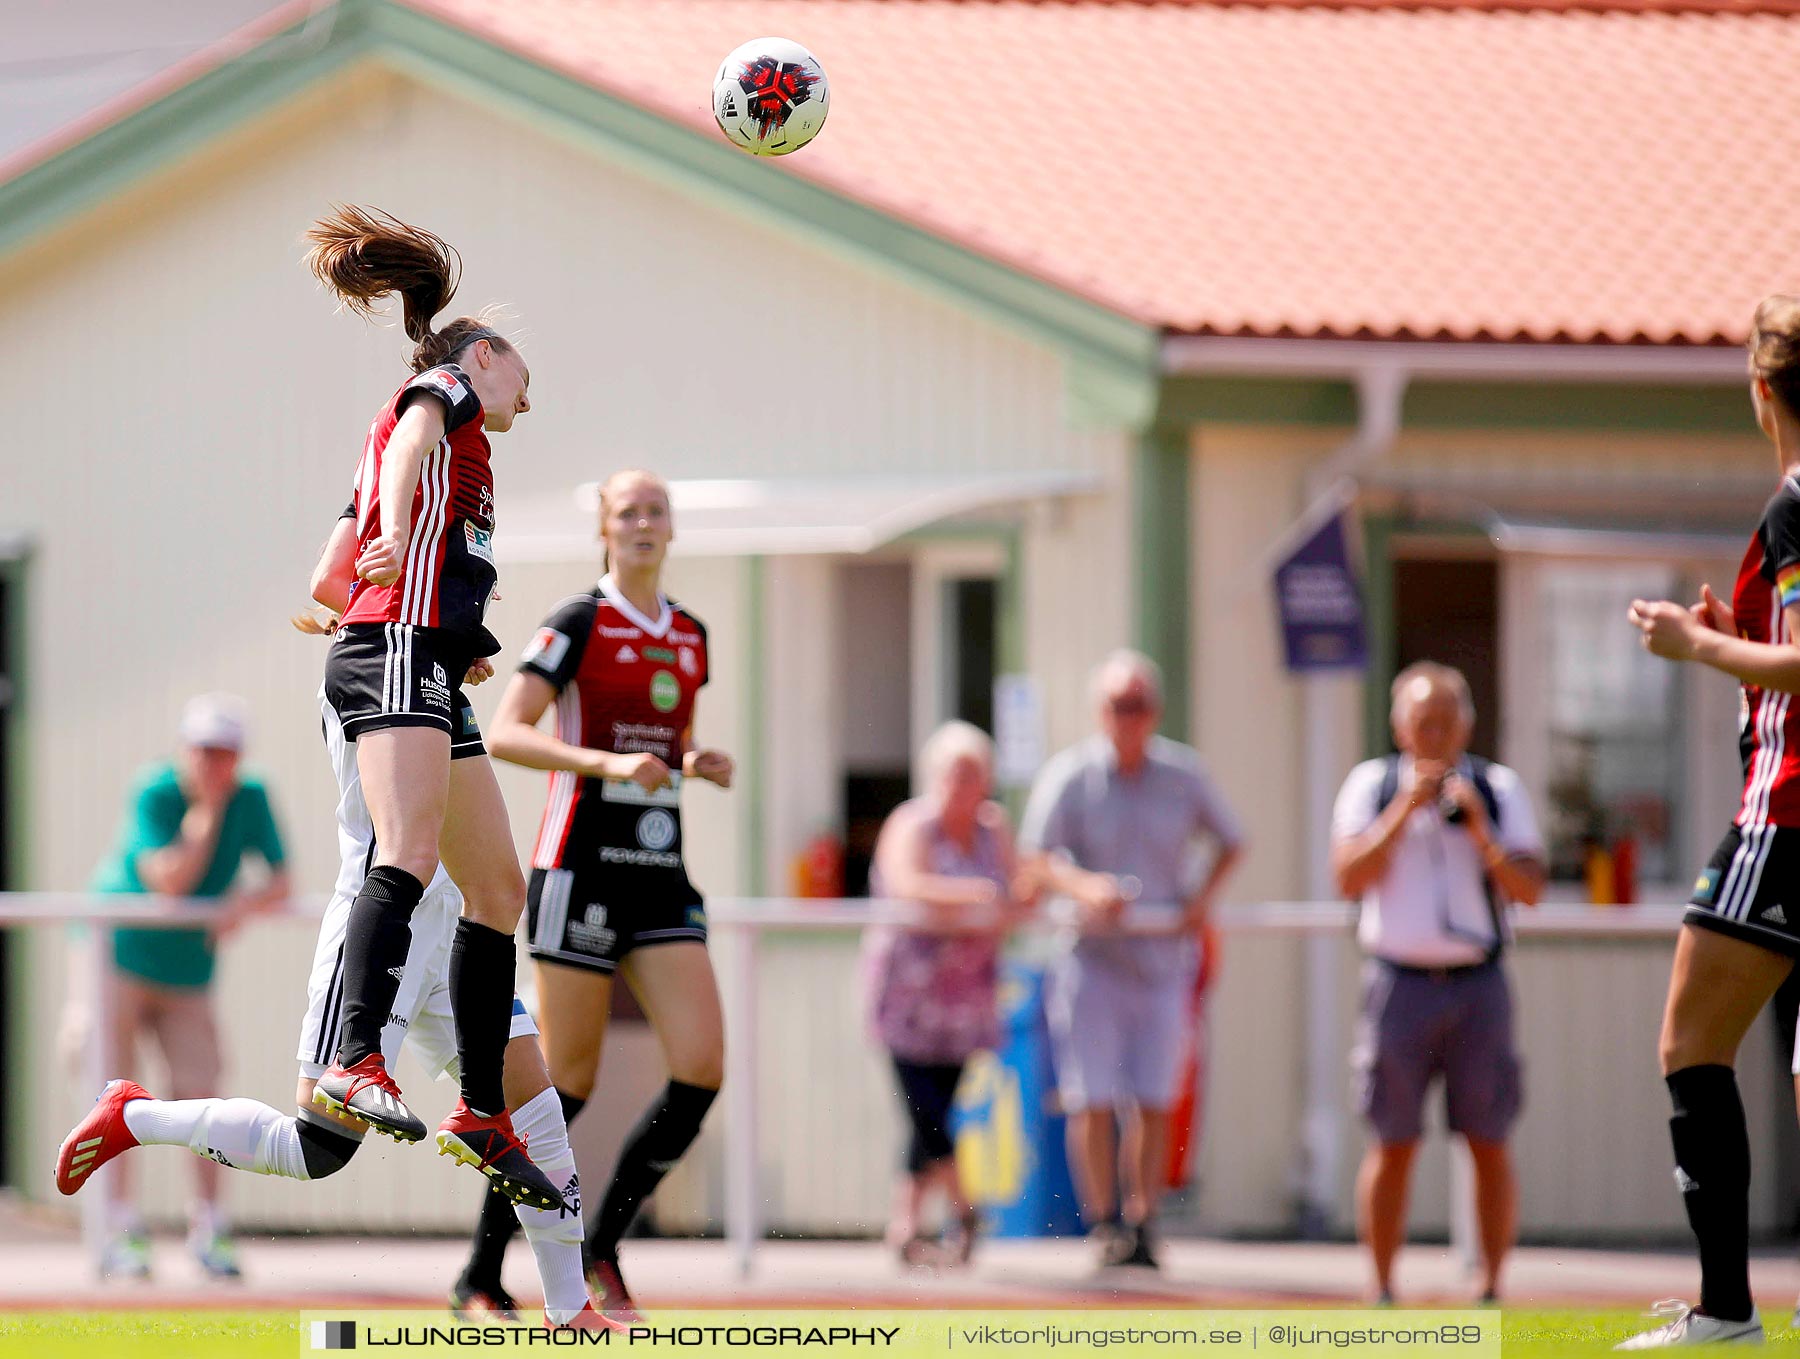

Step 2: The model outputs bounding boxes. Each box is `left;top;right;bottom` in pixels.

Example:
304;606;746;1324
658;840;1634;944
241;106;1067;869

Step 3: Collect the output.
1733;476;1800;828
340;364;498;645
517;576;710;872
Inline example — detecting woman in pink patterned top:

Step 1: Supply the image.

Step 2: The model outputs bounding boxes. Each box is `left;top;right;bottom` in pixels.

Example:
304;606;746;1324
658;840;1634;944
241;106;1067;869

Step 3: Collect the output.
863;721;1032;1266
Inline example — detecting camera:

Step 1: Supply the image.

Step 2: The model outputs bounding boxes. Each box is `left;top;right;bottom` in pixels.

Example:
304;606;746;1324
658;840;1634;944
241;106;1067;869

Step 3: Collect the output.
1438;772;1468;824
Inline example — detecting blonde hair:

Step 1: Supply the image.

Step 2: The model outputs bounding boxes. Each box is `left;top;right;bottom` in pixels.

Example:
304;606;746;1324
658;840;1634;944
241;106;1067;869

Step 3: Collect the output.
1751;294;1800;417
920;720;994;790
596;468;673;572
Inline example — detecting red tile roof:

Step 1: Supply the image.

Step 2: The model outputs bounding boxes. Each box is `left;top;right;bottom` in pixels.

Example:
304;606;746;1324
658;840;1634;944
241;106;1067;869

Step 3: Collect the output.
405;0;1800;344
11;0;1800;345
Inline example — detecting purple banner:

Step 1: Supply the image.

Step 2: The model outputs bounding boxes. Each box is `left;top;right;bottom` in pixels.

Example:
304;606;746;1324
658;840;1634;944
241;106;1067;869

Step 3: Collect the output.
1273;508;1367;673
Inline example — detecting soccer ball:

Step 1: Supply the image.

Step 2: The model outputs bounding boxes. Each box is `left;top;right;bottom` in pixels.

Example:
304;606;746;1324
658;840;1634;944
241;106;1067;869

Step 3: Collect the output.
712;37;829;157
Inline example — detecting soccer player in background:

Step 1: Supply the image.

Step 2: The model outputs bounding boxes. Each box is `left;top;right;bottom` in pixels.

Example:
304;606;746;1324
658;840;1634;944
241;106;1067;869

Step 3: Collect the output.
452;469;733;1325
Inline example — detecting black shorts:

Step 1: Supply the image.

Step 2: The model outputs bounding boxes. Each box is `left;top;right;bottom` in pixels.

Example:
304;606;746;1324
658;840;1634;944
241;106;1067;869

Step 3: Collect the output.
525;865;706;974
1687;824;1800;957
324;623;485;758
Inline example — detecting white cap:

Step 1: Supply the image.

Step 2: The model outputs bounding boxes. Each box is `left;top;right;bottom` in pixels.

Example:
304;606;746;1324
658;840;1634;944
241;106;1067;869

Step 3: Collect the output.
177;692;249;752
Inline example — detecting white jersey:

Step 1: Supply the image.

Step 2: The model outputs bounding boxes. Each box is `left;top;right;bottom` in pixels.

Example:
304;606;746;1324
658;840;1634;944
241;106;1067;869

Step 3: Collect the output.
298;688;534;1081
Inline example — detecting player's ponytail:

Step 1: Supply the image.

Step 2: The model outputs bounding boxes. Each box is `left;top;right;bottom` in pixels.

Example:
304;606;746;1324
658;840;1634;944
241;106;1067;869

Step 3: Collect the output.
305;206;520;374
1751;294;1800;418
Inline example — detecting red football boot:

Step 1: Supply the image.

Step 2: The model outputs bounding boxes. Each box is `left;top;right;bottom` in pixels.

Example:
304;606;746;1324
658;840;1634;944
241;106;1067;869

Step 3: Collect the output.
547;1302;627;1332
55;1079;148;1195
585;1256;646;1327
435;1101;566;1211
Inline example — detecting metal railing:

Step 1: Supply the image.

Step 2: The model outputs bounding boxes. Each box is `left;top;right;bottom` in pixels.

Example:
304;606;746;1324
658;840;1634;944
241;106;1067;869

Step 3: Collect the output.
0;893;1686;1273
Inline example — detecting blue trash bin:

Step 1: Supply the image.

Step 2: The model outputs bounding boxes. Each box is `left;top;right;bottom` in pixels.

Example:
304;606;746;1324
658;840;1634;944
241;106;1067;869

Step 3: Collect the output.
951;961;1083;1237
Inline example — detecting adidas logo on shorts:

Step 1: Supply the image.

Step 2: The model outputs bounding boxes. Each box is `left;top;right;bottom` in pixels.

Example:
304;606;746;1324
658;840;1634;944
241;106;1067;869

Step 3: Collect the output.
1675;1166;1699;1193
1764;903;1788;925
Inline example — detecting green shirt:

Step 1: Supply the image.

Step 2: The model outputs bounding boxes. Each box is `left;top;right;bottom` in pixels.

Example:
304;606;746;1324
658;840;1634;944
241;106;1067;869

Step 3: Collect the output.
94;763;287;989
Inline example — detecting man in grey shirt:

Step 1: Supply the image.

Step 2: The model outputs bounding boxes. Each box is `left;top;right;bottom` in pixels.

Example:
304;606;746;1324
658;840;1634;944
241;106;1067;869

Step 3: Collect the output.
1020;650;1245;1269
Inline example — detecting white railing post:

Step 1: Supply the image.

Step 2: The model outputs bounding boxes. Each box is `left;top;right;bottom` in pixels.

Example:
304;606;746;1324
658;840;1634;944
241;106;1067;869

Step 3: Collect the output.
723;919;761;1278
81;922;111;1272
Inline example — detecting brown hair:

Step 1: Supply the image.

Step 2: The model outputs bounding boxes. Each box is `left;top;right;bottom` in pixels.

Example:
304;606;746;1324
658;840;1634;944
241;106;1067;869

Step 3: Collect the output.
304;205;515;373
1751;294;1800;418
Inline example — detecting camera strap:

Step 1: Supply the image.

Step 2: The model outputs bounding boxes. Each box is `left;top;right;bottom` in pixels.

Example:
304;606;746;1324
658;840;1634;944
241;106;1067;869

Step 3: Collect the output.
1373;753;1507;960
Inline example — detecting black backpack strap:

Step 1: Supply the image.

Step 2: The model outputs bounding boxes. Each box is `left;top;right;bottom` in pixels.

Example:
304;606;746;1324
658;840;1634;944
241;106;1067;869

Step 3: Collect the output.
1464;755;1508;960
1374;753;1402;817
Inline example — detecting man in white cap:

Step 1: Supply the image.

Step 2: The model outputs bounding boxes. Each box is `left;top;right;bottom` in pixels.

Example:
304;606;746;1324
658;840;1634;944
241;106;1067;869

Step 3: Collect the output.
90;693;290;1280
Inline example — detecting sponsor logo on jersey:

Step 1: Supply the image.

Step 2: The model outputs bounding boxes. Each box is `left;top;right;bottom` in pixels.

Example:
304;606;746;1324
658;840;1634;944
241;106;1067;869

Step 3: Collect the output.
644;645;677;664
600;624;643;640
613;721;675;745
679;646;698;677
616;645;638;664
522;628;570;672
649;670;681;713
637;808;678;852
464;522;494;564
667;629;701;646
433;369;465;395
600;846;683;869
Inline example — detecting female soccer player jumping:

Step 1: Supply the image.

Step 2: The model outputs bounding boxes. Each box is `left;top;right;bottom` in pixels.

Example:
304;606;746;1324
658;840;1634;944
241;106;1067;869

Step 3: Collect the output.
451;469;733;1324
1619;295;1800;1348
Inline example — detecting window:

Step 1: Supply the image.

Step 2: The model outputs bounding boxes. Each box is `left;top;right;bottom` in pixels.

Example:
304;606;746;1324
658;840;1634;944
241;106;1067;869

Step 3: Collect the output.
1540;564;1683;885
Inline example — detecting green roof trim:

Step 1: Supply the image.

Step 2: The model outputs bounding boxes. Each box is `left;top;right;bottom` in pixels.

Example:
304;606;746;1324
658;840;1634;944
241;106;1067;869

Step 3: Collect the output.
0;0;1158;404
0;4;379;263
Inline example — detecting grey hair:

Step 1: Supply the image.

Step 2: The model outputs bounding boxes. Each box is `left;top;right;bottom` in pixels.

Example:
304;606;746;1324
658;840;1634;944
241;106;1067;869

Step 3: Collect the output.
1090;648;1164;707
920;720;994;788
1390;661;1475;724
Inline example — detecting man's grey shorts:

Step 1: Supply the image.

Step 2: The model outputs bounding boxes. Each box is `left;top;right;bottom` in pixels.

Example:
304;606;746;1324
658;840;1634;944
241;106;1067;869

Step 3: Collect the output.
1352;957;1521;1144
1046;947;1196;1112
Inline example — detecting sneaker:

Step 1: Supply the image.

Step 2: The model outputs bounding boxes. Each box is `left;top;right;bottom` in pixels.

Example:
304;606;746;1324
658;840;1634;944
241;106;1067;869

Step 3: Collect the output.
550;1302;627;1332
586;1256;646;1327
188;1229;242;1281
1117;1222;1161;1270
1615;1300;1762;1348
449;1277;520;1321
98;1229;152;1281
55;1079;148;1195
314;1054;426;1143
1092;1222;1131;1268
435;1102;565;1211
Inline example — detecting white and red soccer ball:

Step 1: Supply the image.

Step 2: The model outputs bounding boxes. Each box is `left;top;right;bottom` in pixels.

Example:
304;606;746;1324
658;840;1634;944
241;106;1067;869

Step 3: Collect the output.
712;38;829;156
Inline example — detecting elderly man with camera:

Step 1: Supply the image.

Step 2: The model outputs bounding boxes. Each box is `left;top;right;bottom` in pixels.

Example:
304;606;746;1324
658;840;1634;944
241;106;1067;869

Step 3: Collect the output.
1330;661;1545;1306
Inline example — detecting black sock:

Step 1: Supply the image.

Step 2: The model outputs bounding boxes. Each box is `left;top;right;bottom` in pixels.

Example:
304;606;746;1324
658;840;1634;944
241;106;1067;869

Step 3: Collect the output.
1667;1064;1754;1322
450;918;516;1116
335;865;425;1068
587;1081;717;1263
460;1088;588;1290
